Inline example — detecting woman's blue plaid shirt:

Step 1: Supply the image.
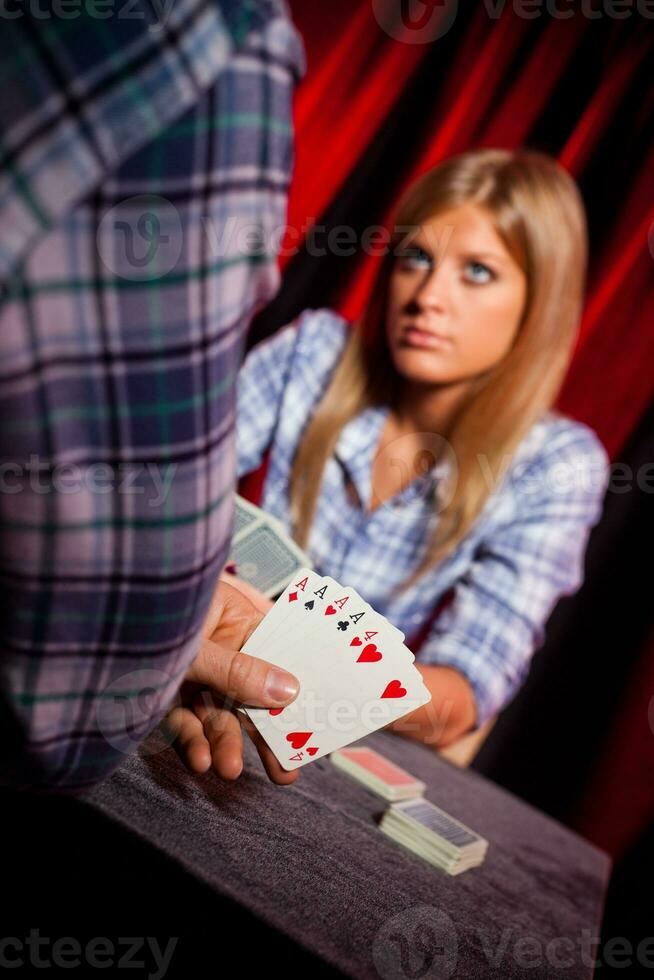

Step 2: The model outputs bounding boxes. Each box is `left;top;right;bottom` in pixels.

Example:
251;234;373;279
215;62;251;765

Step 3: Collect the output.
236;308;612;729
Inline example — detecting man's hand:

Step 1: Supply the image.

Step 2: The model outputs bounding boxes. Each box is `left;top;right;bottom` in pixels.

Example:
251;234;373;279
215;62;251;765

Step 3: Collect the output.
162;577;300;785
218;569;274;614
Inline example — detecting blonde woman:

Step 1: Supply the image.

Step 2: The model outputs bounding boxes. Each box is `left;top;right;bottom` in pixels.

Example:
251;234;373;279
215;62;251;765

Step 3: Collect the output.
226;148;611;752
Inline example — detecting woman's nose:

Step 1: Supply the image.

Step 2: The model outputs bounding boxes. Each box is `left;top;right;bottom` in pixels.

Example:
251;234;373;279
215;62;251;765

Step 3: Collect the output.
414;263;449;310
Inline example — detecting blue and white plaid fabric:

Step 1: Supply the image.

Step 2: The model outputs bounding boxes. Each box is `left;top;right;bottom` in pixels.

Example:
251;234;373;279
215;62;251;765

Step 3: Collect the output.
237;307;612;727
0;0;306;790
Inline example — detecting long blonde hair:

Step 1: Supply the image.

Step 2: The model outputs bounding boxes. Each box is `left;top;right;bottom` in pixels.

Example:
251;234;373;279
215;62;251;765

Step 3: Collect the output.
288;148;588;600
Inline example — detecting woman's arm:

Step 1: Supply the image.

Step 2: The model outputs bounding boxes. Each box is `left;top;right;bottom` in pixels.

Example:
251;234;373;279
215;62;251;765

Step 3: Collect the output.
387;425;611;750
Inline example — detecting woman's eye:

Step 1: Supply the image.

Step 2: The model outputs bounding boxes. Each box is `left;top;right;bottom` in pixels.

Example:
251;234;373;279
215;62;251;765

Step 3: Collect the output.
465;260;495;283
398;247;432;269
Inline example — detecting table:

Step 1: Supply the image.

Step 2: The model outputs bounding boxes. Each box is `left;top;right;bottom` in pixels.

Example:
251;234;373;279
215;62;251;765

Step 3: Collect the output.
80;728;610;979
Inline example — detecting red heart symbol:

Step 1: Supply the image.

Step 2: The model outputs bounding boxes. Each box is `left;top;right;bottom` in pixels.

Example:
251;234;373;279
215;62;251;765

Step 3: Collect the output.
357;644;382;663
307;747;319;756
287;731;312;749
350;637;362;646
381;680;407;699
325;605;336;616
269;708;283;715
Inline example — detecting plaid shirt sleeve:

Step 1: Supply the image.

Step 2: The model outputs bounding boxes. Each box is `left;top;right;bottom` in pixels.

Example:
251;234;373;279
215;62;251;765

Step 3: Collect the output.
236;309;323;478
418;426;612;727
0;0;306;792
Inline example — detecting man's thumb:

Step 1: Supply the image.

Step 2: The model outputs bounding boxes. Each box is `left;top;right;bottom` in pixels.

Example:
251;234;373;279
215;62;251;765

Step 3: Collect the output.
190;638;300;708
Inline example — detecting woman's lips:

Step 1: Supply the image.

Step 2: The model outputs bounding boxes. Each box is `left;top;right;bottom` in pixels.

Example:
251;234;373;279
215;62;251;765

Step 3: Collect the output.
401;326;452;349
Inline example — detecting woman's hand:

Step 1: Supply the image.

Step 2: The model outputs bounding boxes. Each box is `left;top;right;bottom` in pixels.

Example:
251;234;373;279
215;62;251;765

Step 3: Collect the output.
385;664;477;748
162;575;299;785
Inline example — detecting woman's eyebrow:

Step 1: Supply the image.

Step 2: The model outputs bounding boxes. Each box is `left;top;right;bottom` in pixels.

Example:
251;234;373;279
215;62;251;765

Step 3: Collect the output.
460;249;506;264
408;238;506;263
403;236;508;268
405;238;435;255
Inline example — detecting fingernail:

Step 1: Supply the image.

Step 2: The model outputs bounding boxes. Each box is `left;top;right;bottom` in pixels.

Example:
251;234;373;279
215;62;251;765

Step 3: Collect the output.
264;668;299;702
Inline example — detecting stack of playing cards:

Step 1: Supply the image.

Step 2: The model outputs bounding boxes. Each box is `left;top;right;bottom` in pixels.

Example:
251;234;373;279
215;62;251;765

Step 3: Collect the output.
330;747;426;801
379;798;488;875
240;568;432;770
227;495;311;598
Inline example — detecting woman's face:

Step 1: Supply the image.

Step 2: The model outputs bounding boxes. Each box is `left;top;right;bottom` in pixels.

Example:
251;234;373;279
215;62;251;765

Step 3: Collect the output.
385;203;527;388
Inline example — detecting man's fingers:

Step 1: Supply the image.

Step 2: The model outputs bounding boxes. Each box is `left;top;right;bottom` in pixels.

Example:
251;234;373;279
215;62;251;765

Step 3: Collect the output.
187;637;300;710
163;705;212;774
185;692;299;786
193;691;245;781
165;696;300;786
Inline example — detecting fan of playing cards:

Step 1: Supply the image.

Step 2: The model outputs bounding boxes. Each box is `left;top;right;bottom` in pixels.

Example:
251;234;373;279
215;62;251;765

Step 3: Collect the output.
240;568;432;771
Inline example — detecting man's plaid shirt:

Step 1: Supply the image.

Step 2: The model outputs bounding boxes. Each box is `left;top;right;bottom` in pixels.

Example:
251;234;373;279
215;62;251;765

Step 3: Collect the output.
0;0;305;791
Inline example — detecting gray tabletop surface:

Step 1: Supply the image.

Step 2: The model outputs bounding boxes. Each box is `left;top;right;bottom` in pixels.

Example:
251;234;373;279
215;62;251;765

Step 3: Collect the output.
84;727;610;980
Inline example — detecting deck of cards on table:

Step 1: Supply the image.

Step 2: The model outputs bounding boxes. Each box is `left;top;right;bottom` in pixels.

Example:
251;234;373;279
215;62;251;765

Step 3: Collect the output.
379;798;489;875
329;747;488;874
330;747;426;801
240;568;432;770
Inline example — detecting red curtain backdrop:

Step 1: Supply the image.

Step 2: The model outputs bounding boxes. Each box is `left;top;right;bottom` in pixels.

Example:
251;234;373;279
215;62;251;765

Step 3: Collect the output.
284;0;654;461
244;0;653;866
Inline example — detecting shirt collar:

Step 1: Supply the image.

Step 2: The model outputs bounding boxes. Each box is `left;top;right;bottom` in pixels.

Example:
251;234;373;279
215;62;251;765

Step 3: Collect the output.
333;404;450;511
